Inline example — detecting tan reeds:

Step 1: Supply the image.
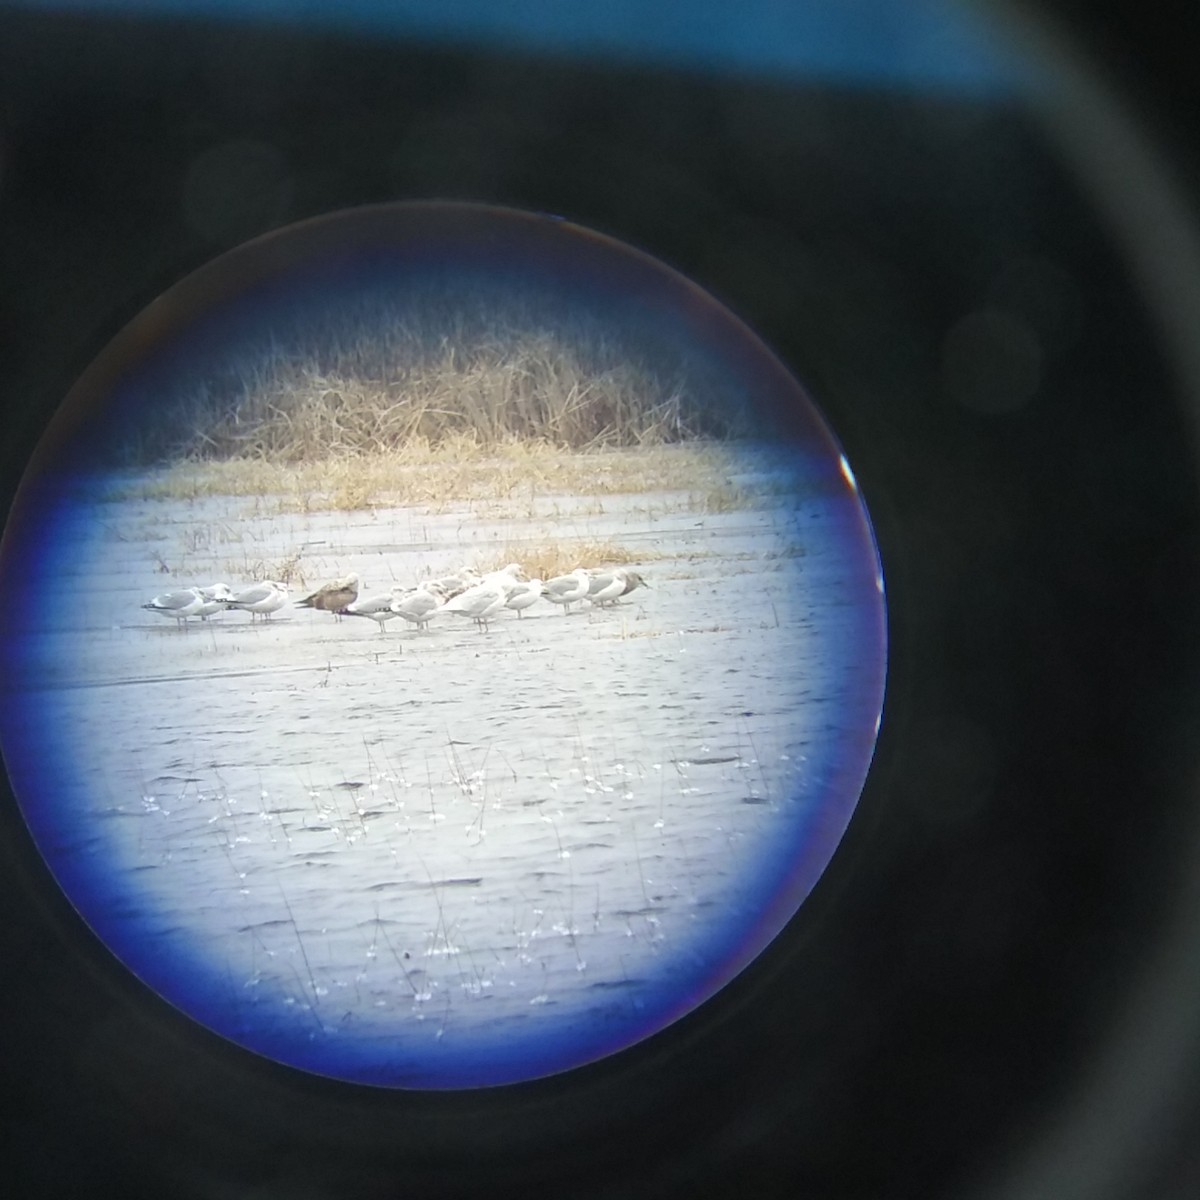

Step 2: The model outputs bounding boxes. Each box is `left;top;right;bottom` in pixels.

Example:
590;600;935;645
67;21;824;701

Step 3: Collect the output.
108;443;743;509
473;541;657;582
113;288;751;466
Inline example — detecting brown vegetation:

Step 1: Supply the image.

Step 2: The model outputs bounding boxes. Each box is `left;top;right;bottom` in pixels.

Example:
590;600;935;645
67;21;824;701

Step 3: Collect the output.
104;442;756;510
115;285;754;466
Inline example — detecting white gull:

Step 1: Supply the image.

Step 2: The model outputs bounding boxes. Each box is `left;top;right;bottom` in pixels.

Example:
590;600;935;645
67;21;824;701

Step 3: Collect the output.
504;579;544;618
194;583;234;619
586;568;648;606
442;579;510;632
543;568;590;613
341;589;404;633
392;581;448;631
587;570;627;607
227;581;289;621
142;588;205;628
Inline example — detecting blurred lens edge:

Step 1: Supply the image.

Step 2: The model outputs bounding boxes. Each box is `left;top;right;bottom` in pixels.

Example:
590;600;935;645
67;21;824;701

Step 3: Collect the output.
967;3;1200;1197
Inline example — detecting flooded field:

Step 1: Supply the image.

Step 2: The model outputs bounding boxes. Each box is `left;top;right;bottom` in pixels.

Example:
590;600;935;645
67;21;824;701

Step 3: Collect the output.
4;446;885;1086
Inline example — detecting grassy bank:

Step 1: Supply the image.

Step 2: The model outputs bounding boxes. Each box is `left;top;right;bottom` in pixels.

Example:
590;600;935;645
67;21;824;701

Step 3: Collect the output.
115;280;756;465
105;441;781;511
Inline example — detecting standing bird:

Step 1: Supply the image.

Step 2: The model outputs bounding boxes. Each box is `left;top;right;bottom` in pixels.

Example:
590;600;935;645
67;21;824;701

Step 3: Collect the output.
226;581;289;622
296;573;359;620
442;579;509;632
341;588;404;633
142;588;205;629
543;568;591;613
586;568;649;606
391;581;448;632
588;571;627;607
504;579;544;618
194;582;234;619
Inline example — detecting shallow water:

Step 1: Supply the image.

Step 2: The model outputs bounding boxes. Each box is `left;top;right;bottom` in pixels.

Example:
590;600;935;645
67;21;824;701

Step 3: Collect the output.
4;449;883;1086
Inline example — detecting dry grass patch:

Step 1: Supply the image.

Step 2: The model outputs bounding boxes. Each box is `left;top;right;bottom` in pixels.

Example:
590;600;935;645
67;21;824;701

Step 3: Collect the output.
111;442;746;511
114;289;751;465
210;551;307;587
473;540;662;581
692;483;752;513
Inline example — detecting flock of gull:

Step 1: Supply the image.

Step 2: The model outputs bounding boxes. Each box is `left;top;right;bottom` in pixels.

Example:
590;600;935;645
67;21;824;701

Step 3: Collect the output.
141;563;648;633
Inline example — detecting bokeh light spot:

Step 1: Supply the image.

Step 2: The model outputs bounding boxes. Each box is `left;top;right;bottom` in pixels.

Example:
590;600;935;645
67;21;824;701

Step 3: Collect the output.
942;307;1043;415
182;138;295;246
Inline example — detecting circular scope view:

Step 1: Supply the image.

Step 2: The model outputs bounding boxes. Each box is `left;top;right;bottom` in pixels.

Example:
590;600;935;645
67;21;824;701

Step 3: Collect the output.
0;202;885;1088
